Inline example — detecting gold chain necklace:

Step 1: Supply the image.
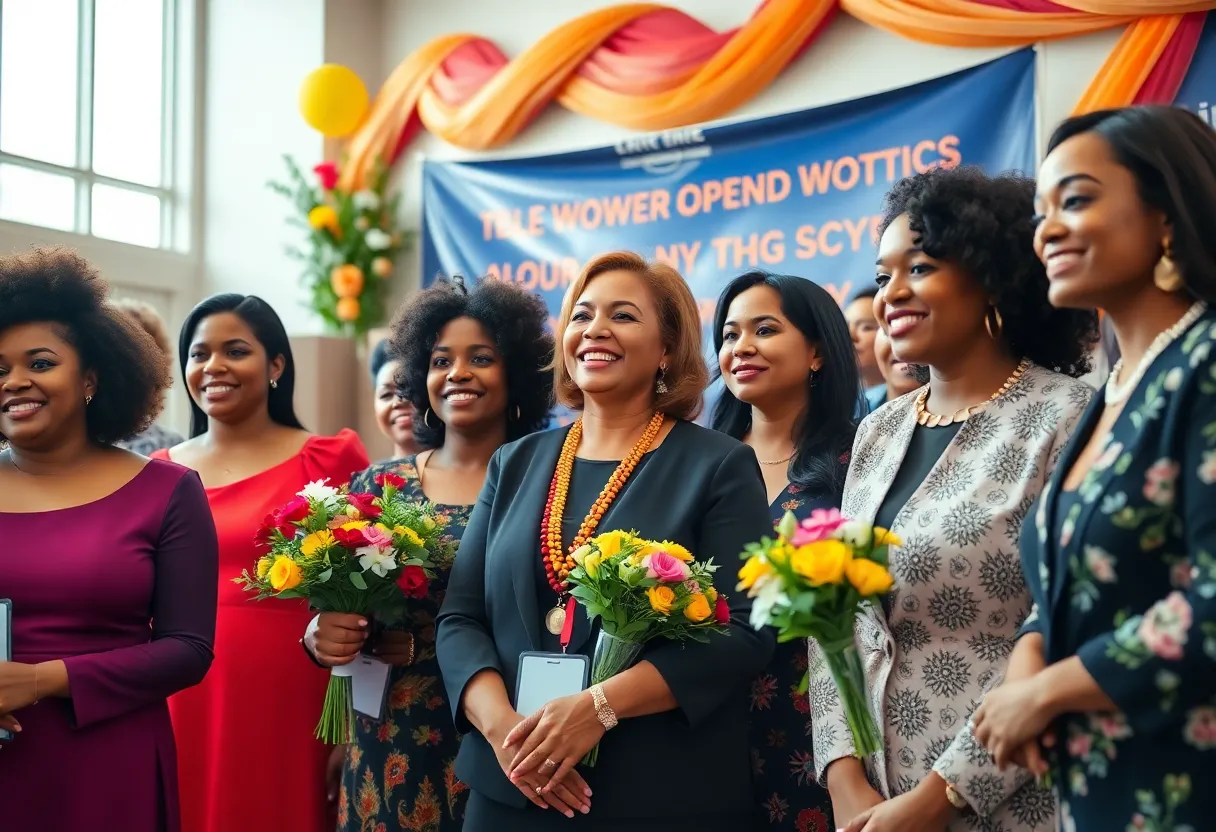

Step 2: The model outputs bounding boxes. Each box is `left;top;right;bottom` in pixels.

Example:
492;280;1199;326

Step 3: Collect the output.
915;358;1031;427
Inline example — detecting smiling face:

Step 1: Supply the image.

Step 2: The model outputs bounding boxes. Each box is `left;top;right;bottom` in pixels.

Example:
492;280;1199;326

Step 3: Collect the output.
844;296;880;379
1034;131;1167;311
373;359;415;454
719;284;821;409
425;316;507;434
875;213;990;369
0;321;94;450
185;312;284;427
561;269;667;405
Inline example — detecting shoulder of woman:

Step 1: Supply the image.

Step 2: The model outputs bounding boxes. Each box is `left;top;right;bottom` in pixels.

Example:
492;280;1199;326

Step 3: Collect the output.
667;419;753;463
302;428;369;465
351;455;420;493
1026;363;1095;414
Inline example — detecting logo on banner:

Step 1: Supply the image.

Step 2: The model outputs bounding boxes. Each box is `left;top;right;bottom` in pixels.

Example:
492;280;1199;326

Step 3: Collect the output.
615;127;711;174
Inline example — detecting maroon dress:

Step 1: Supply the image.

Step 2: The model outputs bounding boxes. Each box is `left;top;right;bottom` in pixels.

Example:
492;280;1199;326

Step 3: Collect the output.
0;459;218;831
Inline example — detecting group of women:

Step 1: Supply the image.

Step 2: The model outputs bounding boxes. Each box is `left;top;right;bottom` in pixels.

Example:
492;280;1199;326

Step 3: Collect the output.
0;103;1213;832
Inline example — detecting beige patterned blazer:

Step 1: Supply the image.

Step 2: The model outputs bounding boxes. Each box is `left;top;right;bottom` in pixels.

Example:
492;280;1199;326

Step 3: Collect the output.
807;363;1093;831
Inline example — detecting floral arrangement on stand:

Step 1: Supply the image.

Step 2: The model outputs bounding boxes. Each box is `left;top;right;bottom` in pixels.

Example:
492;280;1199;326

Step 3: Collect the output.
738;507;897;755
234;474;445;743
562;529;730;765
269;156;412;336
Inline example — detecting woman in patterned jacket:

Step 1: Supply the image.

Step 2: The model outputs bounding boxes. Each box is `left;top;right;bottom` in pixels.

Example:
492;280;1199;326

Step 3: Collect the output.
816;167;1099;832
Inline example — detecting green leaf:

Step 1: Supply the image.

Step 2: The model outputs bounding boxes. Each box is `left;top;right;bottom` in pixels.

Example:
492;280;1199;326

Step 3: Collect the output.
349;571;368;591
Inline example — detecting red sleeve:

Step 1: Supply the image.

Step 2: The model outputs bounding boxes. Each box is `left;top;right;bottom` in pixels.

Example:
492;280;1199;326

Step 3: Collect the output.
148;449;170;461
301;429;370;489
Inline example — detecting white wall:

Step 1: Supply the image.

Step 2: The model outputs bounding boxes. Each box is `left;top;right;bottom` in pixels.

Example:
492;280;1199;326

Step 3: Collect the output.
378;3;1124;294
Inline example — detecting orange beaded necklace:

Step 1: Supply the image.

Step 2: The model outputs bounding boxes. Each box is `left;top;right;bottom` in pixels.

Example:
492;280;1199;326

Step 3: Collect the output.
540;411;666;637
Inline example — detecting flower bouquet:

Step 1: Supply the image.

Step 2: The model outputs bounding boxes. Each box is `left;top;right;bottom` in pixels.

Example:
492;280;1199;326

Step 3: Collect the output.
234;474;445;743
565;530;730;766
738;508;897;756
268;155;414;337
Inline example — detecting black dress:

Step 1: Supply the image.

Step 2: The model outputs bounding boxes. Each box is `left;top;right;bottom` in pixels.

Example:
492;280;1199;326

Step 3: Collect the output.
436;420;776;831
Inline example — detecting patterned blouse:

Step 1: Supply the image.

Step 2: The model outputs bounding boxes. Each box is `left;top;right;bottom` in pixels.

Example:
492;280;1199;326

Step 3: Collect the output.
337;456;471;832
809;363;1093;831
749;481;835;832
1021;310;1216;832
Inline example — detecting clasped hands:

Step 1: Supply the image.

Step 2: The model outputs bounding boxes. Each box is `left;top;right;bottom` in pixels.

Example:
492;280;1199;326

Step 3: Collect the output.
493;691;604;819
972;673;1056;776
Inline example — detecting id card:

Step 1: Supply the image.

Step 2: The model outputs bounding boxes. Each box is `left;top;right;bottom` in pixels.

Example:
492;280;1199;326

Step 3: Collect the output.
514;652;590;717
0;599;12;742
332;655;392;720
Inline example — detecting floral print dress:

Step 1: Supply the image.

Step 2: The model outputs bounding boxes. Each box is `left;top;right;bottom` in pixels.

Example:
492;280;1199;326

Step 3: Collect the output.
337;456;471;832
1020;310;1216;832
749;482;836;832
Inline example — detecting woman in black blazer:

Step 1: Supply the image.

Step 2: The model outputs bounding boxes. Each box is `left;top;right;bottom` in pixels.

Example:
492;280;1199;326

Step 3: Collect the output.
436;251;775;831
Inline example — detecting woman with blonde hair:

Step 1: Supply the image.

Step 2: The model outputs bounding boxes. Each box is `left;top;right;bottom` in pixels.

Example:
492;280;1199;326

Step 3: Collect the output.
436;251;775;831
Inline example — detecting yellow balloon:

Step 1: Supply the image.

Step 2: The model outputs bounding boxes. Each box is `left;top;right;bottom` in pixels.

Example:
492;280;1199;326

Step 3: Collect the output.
298;64;369;137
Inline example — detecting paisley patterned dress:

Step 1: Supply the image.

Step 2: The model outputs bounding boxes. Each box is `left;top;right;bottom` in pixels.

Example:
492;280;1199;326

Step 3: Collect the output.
337;456;471;832
749;482;836;832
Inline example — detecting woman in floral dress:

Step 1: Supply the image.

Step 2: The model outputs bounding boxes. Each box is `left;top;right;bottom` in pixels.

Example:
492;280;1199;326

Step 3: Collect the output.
711;270;860;831
973;106;1216;831
305;276;553;831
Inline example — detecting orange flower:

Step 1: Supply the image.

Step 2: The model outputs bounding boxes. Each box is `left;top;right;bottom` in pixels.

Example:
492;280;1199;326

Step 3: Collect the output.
371;256;393;278
646;585;675;615
330;264;364;298
683;592;712;622
336;296;360;322
268;556;303;591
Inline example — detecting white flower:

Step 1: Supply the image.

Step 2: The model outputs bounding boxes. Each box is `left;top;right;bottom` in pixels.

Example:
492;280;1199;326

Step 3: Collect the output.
364;228;392;250
298;479;339;506
1164;367;1185;391
748;576;788;630
352;190;380;212
838;520;872;548
570;543;591;565
357;546;397;578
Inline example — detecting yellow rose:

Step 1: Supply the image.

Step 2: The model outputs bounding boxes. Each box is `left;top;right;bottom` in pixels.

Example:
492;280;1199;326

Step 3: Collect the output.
846;558;895;596
268;556;303;591
594;530;634;559
308;205;339;234
300;530;334;559
647;585;675;616
706;586;718;603
683;592;712;623
658;541;693;563
583;552;604;578
340;520;369;532
737;555;772;590
256;556;273;579
394;525;423;547
874;527;902;548
767;542;793;566
790;540;852;586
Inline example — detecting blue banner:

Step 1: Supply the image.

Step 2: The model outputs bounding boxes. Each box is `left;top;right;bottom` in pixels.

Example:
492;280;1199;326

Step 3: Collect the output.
422;49;1035;330
1173;13;1216;116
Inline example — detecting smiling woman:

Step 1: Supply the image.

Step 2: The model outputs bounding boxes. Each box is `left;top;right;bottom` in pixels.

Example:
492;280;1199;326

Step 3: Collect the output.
0;247;219;832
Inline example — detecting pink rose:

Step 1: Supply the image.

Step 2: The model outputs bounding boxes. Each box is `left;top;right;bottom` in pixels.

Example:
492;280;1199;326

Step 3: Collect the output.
791;508;848;546
1143;458;1180;507
645;551;690;583
362;525;393;549
1184;707;1216;750
1067;732;1092;758
1137;591;1192;661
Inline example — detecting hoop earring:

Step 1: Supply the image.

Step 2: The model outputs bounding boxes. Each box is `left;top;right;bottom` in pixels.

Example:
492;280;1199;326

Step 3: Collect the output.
655;365;669;396
1154;238;1184;293
269;378;278;389
984;306;1003;341
513;404;522;421
423;408;434;428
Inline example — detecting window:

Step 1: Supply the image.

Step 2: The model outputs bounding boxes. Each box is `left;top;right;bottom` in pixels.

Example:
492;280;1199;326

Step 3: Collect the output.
0;0;186;249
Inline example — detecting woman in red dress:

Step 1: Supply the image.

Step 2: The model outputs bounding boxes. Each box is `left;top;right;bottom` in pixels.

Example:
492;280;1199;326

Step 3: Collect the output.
153;294;369;832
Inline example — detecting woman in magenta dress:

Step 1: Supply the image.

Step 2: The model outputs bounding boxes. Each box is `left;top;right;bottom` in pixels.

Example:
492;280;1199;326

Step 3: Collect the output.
0;248;219;831
152;294;369;832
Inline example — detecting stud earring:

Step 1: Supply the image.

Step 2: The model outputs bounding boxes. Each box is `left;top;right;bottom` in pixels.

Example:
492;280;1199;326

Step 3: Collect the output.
270;378;278;389
1154;238;1184;293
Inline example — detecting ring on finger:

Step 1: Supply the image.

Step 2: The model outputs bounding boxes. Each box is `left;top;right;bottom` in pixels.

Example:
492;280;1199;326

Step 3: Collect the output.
542;758;558;770
534;785;543;795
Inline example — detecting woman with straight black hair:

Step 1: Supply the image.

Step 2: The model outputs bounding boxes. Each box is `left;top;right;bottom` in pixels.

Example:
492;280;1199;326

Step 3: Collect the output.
711;270;858;831
152;293;369;832
973;105;1216;832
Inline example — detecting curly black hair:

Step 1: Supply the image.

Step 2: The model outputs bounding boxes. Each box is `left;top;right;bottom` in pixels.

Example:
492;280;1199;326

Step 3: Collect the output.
878;166;1098;378
0;247;173;444
389;276;554;448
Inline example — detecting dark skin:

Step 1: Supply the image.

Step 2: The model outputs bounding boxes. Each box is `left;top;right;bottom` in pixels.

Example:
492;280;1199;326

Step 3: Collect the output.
0;322;149;738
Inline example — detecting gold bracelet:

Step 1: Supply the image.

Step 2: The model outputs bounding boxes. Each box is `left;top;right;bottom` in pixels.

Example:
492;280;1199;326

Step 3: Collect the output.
406;634;415;667
589;683;617;730
945;782;968;810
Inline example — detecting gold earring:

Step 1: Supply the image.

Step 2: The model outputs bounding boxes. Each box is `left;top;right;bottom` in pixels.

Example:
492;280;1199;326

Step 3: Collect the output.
985;306;1003;341
85;395;93;405
269;378;278;389
1154;239;1184;293
655;365;669;396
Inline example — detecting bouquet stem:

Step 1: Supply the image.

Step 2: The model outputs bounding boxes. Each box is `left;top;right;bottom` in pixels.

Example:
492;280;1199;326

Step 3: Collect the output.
822;640;882;757
582;631;644;767
316;666;355;744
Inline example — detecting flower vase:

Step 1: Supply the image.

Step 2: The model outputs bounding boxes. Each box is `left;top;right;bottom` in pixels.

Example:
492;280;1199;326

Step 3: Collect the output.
582;630;644;766
318;665;355;744
821;639;882;757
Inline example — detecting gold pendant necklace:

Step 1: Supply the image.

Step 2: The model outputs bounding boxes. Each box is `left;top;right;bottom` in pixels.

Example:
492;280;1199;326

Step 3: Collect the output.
915;358;1031;427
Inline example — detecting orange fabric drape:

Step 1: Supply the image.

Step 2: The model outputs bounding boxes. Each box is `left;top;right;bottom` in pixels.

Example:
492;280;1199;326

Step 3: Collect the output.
1072;15;1183;113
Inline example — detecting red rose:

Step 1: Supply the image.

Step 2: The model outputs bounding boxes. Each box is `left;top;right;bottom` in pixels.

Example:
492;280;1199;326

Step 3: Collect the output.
332;526;367;549
713;595;731;625
375;471;406;489
278;496;310;524
313;161;339;190
346;492;382;519
398;565;428;599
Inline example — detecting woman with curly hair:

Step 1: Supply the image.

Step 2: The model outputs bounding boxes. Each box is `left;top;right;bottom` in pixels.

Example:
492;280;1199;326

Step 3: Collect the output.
305;276;555;831
972;106;1216;832
153;294;369;832
111;298;185;455
0;248;218;831
817;167;1099;832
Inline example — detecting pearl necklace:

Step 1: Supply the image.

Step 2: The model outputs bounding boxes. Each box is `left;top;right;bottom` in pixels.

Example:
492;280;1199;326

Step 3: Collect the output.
1105;301;1207;405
